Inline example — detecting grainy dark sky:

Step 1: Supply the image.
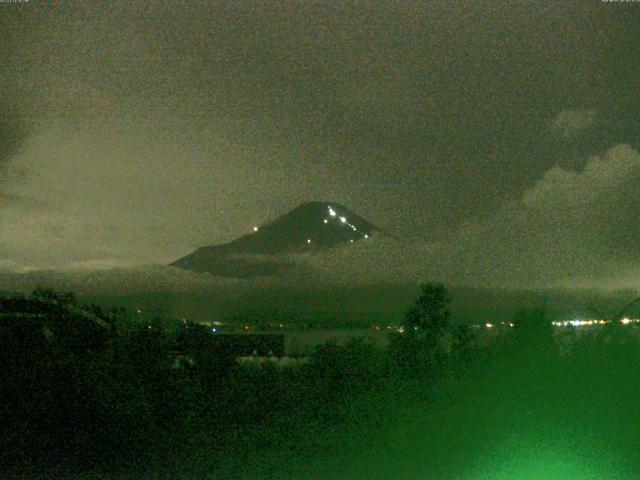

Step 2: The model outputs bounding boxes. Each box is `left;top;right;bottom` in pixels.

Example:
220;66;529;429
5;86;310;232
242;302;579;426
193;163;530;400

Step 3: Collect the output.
1;0;639;285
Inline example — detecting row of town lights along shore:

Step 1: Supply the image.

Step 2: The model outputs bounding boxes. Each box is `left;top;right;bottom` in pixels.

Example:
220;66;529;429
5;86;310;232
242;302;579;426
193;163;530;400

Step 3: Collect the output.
465;318;640;329
251;205;370;245
552;317;640;327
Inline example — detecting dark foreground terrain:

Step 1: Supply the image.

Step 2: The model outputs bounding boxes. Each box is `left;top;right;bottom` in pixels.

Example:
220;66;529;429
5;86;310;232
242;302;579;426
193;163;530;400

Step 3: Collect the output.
2;289;640;479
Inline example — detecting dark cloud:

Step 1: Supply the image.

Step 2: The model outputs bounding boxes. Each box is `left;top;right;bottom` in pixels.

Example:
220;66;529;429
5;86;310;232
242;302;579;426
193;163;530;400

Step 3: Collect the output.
0;3;31;199
0;1;638;284
0;103;28;192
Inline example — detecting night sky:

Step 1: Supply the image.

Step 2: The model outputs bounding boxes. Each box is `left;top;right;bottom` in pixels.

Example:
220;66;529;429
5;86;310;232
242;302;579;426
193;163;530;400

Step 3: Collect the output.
1;1;639;287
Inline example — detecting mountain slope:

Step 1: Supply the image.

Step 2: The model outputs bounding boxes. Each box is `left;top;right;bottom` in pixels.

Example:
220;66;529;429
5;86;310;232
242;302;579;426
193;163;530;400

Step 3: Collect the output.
171;201;380;277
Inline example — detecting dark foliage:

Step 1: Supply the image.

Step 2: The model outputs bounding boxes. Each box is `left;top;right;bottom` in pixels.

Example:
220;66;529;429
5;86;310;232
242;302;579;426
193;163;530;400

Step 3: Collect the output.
0;286;474;477
390;283;455;376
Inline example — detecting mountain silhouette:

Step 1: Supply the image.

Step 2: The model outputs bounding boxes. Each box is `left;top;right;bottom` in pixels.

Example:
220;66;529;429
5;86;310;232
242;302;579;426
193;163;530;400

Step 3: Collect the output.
171;201;380;278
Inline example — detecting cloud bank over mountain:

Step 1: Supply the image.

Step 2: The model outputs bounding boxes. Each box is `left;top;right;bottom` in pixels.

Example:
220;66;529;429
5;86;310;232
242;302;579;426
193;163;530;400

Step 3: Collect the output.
446;143;640;288
290;144;640;289
2;144;639;292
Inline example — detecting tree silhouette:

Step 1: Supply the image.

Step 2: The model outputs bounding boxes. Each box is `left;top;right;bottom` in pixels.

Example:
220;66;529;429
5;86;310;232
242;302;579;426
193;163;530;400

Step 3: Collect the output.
391;283;452;375
404;283;451;340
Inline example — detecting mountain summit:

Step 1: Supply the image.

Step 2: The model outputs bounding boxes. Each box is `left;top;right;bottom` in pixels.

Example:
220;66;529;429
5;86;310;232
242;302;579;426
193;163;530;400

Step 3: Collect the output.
171;202;380;277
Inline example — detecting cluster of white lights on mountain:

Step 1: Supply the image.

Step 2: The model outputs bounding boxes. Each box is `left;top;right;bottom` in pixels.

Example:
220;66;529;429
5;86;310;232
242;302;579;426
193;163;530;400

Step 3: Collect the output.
324;205;368;243
250;205;370;246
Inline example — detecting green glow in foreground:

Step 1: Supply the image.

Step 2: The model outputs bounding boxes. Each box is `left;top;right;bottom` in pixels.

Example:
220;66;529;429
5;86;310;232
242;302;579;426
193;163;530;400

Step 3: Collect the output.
486;458;595;480
470;440;623;480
